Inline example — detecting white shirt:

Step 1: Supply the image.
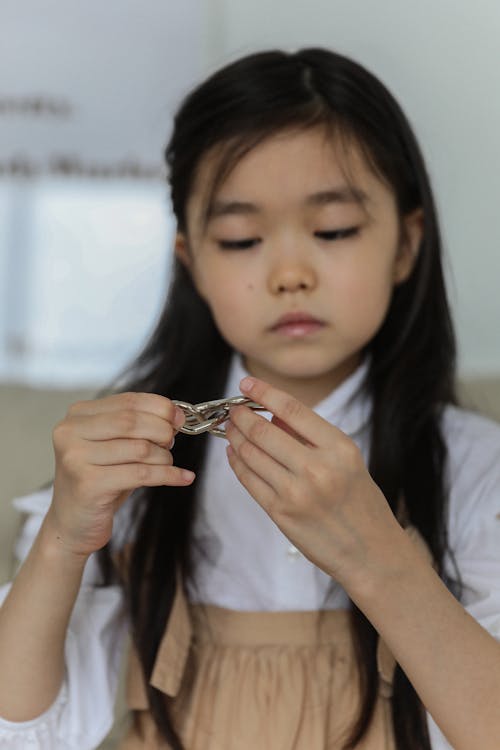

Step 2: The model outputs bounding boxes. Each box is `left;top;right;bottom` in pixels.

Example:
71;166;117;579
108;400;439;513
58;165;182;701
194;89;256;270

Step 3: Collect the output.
1;356;500;749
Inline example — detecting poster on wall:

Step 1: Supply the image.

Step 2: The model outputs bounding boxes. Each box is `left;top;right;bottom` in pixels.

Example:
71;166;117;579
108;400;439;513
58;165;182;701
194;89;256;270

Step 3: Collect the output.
0;0;204;181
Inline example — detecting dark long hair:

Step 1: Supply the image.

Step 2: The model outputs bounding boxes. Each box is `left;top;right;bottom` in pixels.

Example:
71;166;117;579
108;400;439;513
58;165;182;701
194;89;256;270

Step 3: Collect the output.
98;48;458;749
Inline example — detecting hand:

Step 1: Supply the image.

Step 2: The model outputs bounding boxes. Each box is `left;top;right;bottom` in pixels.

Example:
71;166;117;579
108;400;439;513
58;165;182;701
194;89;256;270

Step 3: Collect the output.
225;376;403;594
46;392;194;558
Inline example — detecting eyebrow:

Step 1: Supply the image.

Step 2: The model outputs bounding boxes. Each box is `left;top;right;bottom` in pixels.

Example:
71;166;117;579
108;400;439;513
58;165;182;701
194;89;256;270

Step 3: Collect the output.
207;186;369;220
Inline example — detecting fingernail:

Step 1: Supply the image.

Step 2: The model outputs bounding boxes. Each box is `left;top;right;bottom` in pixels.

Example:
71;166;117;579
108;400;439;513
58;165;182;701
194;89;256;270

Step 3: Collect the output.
182;470;195;482
169;437;176;450
240;376;256;392
174;407;185;427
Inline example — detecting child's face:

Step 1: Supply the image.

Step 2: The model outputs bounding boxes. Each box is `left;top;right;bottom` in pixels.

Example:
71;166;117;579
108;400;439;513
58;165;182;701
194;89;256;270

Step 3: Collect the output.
176;127;423;406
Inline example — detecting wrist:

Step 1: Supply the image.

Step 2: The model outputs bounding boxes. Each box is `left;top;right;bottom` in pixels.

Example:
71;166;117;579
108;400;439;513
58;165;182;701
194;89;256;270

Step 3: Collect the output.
37;513;91;570
346;522;425;611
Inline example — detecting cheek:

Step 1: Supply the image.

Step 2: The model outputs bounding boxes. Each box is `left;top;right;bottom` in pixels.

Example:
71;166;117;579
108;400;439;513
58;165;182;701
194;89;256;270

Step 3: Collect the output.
197;256;256;296
336;234;398;297
208;296;256;351
328;261;393;299
326;255;396;327
202;279;256;332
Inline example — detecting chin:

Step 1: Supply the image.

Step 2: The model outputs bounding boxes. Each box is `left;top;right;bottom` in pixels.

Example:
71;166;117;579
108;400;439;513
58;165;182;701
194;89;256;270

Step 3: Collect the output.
260;357;349;381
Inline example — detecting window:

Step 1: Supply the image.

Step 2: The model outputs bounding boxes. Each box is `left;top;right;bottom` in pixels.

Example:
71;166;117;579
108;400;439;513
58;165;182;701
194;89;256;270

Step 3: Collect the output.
0;180;174;387
0;0;202;387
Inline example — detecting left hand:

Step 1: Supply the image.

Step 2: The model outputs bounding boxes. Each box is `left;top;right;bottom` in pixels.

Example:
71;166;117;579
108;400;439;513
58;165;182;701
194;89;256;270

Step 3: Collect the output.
225;375;404;594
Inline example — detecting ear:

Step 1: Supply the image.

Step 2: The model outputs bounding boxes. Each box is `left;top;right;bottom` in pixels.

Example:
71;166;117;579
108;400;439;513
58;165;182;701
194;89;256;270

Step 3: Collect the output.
174;232;207;301
393;208;424;284
174;232;192;271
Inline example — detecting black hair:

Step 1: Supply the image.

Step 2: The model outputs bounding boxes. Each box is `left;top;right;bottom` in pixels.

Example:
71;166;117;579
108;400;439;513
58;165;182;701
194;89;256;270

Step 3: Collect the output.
98;48;458;749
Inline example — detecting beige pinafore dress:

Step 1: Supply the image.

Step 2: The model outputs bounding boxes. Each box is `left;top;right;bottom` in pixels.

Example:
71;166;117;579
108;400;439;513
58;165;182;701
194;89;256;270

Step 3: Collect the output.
118;526;431;750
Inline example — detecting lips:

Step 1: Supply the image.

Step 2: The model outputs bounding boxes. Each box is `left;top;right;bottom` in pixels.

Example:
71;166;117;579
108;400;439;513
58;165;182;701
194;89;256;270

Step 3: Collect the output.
271;311;325;337
270;311;325;330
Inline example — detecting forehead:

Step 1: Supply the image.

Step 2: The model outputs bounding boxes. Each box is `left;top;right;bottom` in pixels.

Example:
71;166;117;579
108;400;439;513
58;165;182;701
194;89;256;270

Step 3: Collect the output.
187;126;391;228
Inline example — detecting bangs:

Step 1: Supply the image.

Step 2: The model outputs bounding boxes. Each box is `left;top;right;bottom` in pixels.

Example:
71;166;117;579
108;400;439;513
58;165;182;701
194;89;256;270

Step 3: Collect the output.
193;115;386;233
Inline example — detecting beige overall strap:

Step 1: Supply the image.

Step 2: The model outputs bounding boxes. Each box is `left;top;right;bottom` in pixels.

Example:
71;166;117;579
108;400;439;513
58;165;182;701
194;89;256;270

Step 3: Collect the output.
126;570;193;709
150;571;193;696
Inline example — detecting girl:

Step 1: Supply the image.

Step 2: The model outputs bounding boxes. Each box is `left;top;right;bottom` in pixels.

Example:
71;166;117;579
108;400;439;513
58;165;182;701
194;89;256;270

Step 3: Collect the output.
0;48;499;750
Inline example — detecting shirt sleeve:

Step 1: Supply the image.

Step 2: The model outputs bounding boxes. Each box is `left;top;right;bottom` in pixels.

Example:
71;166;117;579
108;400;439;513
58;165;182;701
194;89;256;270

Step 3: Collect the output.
426;408;500;749
444;410;500;640
0;487;129;750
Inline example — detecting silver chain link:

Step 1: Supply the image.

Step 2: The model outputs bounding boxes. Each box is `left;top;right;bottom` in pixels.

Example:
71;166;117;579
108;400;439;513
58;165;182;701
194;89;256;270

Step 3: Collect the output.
172;396;267;438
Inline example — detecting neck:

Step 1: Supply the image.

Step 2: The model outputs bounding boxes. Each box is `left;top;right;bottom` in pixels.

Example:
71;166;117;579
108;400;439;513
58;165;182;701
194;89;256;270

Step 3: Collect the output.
242;354;362;408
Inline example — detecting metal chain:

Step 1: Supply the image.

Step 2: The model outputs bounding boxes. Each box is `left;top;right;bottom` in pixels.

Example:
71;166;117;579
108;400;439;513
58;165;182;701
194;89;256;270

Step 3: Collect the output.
172;396;267;438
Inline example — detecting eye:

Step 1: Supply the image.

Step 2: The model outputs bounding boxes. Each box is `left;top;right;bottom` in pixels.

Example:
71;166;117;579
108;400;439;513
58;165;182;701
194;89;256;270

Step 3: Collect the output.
218;238;261;250
315;227;360;241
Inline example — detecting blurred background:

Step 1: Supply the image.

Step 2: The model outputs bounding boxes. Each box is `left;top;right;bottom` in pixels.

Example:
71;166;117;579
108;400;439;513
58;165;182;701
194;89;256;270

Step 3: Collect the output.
0;1;499;743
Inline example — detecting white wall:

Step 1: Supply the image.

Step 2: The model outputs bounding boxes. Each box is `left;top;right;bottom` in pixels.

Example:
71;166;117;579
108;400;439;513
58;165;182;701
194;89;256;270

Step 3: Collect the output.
0;0;203;169
203;0;500;377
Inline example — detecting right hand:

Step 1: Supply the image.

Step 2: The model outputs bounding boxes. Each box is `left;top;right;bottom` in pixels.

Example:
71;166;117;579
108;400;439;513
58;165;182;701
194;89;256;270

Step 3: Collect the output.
44;392;193;557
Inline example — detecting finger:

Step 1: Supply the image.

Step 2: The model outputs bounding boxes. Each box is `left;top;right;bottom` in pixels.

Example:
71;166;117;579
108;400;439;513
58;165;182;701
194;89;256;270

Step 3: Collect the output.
69;411;177;448
228;406;307;474
93;463;195;491
239;376;337;446
85;438;174;467
67;391;184;427
226;421;288;492
270;415;313;446
226;445;275;512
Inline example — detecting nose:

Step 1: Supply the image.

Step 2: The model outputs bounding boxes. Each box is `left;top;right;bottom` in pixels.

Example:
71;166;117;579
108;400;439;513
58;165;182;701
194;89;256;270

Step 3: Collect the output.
268;262;317;294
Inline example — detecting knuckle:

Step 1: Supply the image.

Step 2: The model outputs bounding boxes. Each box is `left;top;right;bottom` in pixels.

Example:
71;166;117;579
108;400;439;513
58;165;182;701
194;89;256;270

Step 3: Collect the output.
52;420;72;450
60;446;81;473
119;410;138;435
240;439;256;462
266;496;277;515
303;460;330;488
286;479;302;506
66;400;85;417
162;398;176;420
340;438;363;469
121;391;141;410
260;383;273;401
238;465;252;485
248;418;268;443
52;420;65;444
134;439;151;460
135;464;151;485
281;397;303;422
267;494;283;517
276;476;293;503
163;425;174;446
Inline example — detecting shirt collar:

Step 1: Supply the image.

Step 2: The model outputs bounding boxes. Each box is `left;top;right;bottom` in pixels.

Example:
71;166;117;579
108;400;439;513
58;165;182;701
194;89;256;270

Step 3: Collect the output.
224;354;371;439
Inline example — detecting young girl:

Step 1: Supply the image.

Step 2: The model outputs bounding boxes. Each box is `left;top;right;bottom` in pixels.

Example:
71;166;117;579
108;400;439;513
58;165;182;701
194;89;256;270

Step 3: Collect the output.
0;48;499;750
